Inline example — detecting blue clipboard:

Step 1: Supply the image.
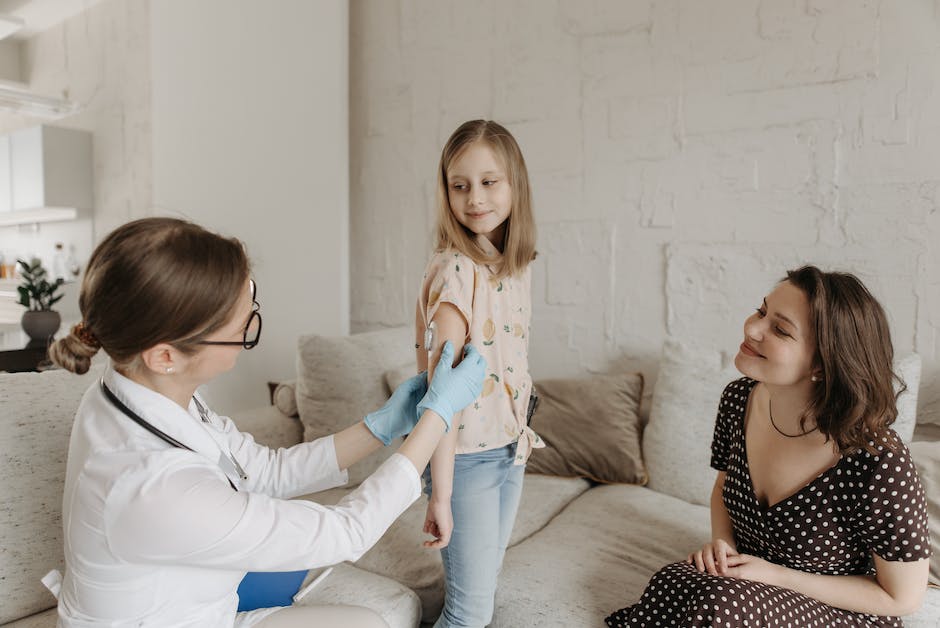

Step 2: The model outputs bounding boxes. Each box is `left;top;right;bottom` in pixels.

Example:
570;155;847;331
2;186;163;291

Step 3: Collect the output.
236;570;309;611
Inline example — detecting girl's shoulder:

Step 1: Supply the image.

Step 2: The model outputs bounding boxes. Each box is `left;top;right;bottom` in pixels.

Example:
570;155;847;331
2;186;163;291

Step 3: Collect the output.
423;249;479;277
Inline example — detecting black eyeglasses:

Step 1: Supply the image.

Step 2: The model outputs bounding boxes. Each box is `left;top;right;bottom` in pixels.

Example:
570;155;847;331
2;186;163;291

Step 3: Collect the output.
197;279;262;350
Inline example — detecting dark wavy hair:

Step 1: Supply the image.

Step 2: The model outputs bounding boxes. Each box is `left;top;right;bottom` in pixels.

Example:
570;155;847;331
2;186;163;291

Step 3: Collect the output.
786;265;905;453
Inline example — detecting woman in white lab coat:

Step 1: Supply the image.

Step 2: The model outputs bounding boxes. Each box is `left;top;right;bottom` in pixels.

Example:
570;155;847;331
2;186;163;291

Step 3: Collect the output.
48;217;485;628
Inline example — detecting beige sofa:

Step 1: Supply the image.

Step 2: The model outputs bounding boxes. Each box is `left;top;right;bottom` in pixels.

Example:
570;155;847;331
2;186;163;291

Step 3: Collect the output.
1;327;938;627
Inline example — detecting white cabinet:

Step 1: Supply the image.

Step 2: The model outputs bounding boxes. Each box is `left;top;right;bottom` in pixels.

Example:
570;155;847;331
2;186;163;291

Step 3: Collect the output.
0;125;92;226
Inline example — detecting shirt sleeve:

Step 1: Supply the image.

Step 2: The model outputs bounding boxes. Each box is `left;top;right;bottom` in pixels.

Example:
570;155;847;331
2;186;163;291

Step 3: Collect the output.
105;452;421;571
210;409;348;498
859;435;932;562
420;251;474;329
710;379;747;472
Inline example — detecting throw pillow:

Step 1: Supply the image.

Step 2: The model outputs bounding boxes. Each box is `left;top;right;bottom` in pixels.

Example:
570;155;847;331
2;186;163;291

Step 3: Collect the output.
909;440;940;586
295;326;414;485
385;364;417;396
643;338;923;507
526;372;646;485
643;338;738;506
892;353;921;444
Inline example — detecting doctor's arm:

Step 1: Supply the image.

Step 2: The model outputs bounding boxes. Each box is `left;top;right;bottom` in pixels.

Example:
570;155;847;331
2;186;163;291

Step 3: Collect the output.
107;347;484;572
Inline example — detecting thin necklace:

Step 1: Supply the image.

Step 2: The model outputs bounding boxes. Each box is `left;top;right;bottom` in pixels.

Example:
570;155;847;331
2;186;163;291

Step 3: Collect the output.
768;396;818;438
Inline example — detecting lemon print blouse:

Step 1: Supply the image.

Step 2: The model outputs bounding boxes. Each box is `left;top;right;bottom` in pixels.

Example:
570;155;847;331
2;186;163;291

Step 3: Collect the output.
418;235;543;465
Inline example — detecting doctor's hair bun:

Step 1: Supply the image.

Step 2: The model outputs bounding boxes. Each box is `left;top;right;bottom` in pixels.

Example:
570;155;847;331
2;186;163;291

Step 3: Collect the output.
49;331;100;374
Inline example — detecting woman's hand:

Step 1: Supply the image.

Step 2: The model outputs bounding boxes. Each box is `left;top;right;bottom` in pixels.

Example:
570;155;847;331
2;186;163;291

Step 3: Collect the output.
723;553;784;586
363;371;428;446
687;538;738;576
418;341;486;430
423;495;453;549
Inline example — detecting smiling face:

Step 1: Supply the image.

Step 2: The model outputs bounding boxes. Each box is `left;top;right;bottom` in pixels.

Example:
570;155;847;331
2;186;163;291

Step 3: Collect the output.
445;141;513;249
734;280;818;386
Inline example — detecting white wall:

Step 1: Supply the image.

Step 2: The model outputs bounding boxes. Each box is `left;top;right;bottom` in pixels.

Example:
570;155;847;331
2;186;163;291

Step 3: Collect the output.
349;1;940;427
151;0;349;413
0;0;152;322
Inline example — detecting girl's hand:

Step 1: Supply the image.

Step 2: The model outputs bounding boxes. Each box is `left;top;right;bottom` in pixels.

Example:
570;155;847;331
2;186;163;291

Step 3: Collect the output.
723;553;783;586
687;538;738;576
423;496;453;549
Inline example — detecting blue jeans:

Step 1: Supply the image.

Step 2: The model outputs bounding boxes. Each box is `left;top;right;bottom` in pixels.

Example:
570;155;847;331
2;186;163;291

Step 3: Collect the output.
423;444;525;628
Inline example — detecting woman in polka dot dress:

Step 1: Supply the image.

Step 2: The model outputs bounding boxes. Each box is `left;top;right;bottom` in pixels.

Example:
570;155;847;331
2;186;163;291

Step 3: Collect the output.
607;266;931;627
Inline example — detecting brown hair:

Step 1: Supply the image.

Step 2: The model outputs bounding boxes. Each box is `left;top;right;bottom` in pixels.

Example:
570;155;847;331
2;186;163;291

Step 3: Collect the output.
435;120;536;278
49;217;250;374
785;265;904;453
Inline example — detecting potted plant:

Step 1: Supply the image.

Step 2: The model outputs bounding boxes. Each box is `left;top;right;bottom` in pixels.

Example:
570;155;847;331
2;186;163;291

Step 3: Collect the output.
17;258;65;343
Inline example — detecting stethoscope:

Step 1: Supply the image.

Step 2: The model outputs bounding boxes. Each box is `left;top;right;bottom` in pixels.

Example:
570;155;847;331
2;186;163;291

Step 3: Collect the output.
100;380;248;491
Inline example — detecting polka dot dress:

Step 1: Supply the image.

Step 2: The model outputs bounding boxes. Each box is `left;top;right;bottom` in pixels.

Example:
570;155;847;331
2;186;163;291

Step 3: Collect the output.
606;378;931;628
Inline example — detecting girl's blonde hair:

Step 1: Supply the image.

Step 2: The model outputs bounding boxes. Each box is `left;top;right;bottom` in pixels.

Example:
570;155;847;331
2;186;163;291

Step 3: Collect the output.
49;217;250;374
435;120;536;278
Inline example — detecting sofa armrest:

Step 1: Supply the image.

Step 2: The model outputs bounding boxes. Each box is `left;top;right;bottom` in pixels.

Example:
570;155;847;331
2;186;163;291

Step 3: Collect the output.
228;404;304;450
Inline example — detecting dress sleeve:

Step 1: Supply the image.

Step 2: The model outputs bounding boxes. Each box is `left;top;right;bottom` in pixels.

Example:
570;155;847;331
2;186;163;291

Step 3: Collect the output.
710;379;747;472
420;251;474;329
860;434;932;562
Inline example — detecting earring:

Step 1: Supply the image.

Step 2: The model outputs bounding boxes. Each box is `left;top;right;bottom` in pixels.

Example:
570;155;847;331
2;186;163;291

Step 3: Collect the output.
165;366;174;374
811;375;819;382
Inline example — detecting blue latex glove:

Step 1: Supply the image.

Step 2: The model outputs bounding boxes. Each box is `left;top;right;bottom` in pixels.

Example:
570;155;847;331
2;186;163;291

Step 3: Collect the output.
417;341;487;430
364;371;428;446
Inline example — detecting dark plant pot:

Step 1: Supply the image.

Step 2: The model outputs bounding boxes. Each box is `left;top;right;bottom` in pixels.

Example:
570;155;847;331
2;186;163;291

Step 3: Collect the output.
21;310;61;343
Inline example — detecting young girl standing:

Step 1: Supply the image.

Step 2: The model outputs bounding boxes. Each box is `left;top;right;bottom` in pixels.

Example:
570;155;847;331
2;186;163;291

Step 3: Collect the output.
416;119;541;627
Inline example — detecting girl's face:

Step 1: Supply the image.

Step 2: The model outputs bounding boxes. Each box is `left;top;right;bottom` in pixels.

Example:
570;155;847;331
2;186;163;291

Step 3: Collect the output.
734;280;817;386
446;141;512;248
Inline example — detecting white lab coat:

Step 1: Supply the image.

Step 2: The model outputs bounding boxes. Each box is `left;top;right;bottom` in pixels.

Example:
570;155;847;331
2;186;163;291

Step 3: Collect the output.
56;366;421;627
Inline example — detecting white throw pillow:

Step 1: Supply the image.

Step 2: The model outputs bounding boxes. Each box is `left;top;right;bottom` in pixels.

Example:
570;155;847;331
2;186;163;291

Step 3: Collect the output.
295;326;414;485
892;352;921;443
643;337;922;507
643;338;738;506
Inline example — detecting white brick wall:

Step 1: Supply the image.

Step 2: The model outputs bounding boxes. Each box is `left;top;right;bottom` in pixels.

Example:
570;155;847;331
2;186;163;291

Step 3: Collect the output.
350;0;940;427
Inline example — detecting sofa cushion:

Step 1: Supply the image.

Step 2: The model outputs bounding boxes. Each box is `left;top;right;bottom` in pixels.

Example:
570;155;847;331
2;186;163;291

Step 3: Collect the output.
384;364;415;393
643;339;738;506
228;404;304;451
303;473;590;621
295;327;413;485
1;607;57;627
892;353;922;443
910;440;940;586
526;372;646;485
390;365;649;485
643;338;922;507
0;366;102;625
493;484;710;626
294;563;421;628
